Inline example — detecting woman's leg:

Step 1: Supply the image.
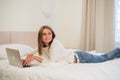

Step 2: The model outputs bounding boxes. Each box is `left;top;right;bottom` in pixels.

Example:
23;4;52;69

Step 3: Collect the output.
75;51;106;63
102;48;120;60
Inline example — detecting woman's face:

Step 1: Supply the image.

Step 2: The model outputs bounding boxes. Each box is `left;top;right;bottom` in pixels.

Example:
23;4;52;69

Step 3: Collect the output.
42;28;52;46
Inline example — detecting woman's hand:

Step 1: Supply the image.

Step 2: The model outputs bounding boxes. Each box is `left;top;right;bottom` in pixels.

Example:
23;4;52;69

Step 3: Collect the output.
23;54;34;66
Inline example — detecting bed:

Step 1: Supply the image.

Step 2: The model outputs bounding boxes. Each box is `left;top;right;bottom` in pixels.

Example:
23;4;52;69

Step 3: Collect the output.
0;32;120;80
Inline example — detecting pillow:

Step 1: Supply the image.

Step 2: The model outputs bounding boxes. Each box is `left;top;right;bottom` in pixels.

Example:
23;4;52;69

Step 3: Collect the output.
0;44;33;59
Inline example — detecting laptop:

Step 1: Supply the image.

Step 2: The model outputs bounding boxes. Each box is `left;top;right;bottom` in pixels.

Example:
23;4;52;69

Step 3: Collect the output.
6;48;30;68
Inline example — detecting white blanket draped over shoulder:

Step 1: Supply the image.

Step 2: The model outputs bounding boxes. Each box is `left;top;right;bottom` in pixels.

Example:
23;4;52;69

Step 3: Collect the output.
31;39;75;64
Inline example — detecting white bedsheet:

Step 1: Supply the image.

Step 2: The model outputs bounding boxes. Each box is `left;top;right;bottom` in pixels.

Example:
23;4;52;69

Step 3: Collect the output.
0;58;120;80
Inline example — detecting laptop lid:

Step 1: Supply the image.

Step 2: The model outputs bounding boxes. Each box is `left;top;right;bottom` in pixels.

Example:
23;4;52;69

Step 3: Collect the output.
6;48;23;68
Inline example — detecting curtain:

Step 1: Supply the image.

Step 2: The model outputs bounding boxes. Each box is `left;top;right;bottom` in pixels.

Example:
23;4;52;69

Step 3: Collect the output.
115;0;120;47
80;0;115;53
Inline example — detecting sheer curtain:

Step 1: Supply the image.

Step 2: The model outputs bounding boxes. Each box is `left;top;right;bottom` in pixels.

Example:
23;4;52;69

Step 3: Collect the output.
80;0;115;53
115;0;120;47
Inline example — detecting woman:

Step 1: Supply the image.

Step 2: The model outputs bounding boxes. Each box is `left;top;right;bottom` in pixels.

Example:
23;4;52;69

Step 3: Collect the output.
23;25;120;66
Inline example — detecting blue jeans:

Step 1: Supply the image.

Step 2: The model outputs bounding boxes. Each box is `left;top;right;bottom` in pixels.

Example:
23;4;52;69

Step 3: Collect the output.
74;48;120;63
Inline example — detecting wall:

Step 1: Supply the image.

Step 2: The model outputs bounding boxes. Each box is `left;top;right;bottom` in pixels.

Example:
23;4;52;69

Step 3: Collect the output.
0;0;82;49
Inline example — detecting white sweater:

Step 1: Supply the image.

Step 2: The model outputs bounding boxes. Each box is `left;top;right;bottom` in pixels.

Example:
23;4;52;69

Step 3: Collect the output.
31;39;74;63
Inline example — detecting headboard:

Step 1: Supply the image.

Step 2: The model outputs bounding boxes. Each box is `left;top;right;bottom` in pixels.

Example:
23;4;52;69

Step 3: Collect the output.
0;32;38;48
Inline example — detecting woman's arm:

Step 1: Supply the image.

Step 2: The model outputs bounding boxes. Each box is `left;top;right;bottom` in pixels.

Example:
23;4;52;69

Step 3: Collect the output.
32;55;43;62
23;54;43;66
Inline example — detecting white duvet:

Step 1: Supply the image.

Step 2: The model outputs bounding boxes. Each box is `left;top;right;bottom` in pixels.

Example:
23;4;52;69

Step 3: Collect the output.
0;58;120;80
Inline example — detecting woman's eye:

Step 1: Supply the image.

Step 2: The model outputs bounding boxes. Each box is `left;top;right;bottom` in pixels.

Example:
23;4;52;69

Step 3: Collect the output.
48;33;52;35
42;32;52;35
43;33;46;35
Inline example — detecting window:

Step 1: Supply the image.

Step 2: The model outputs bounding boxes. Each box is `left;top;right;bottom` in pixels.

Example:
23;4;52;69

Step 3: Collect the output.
115;0;120;47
